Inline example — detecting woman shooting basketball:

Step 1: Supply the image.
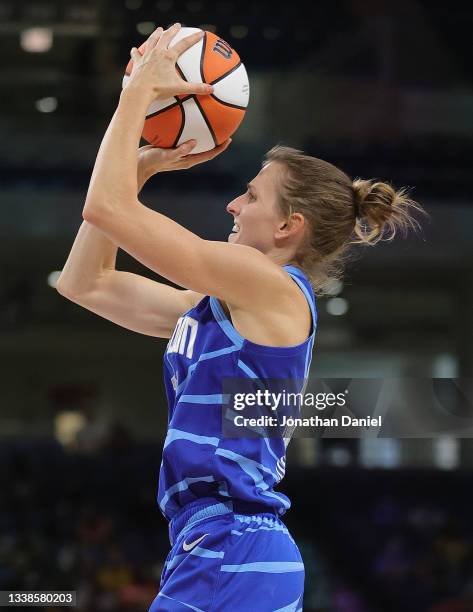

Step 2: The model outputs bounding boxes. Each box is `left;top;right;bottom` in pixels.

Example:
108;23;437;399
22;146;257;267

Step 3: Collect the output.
57;24;423;611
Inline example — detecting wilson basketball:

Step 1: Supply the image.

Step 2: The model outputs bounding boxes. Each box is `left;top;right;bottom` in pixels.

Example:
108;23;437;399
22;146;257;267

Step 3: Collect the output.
123;27;250;153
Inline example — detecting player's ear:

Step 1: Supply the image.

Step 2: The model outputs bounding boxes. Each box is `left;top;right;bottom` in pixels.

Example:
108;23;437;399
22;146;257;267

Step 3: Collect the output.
276;213;305;238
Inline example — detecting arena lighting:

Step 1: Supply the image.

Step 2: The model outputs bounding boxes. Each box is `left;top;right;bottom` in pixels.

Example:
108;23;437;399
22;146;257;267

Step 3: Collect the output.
20;27;53;53
47;271;62;288
433;437;460;470
230;25;248;39
433;353;458;377
360;439;402;469
54;411;87;447
35;96;58;113
326;297;349;316
328;446;351;467
136;21;156;35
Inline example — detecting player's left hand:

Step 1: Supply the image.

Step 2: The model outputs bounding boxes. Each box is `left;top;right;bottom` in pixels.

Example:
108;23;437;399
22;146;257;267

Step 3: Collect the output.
127;23;214;102
137;138;232;188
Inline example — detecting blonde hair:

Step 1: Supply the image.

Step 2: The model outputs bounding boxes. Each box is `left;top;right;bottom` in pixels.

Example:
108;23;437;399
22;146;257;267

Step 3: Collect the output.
264;145;426;294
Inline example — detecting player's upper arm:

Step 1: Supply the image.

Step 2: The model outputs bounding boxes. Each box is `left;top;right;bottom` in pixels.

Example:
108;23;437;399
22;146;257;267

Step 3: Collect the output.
57;270;202;338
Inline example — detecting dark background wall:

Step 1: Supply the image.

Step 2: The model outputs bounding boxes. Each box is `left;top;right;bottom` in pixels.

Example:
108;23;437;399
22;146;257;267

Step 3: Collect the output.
1;1;473;610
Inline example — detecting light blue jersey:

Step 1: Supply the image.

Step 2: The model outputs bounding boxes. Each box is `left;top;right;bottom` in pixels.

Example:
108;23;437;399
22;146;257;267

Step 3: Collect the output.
158;265;317;522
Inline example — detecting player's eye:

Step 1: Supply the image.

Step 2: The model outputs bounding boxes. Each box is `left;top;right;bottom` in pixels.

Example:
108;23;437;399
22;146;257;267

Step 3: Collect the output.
247;190;256;202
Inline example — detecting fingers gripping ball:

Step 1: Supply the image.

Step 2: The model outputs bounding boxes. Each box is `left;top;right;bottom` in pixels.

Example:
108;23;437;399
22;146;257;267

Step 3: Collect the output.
123;27;250;154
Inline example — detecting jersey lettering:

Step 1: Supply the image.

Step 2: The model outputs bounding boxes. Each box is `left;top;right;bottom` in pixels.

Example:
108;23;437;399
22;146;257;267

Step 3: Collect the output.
168;316;199;359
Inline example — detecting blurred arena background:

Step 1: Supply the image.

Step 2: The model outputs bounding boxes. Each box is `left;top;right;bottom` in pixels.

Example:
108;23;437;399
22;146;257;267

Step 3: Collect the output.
1;1;473;610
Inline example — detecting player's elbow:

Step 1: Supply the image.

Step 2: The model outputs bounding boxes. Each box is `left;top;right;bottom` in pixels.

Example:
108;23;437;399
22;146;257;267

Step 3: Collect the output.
56;284;76;306
83;194;139;232
55;272;88;303
82;186;118;225
82;198;107;227
56;278;78;302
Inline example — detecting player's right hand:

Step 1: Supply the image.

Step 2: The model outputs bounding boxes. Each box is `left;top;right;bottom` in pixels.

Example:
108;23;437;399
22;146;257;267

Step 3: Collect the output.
128;24;213;102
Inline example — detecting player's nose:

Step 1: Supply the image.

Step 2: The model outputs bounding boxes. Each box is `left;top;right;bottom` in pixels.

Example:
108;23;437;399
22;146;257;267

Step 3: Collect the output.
226;197;240;215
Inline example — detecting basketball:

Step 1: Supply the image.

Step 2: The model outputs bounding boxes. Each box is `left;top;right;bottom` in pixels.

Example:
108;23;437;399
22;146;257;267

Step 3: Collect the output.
123;27;249;153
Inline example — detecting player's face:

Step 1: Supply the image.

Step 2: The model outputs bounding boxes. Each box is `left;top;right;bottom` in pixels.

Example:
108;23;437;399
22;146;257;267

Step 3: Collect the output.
226;162;286;251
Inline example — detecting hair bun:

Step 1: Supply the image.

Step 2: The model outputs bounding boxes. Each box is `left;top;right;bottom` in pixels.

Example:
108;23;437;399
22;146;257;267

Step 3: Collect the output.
351;178;424;245
352;179;396;222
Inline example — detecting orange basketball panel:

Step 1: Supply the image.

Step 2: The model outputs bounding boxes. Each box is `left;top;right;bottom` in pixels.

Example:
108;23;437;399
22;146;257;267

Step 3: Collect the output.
201;32;241;84
142;104;183;148
196;95;245;145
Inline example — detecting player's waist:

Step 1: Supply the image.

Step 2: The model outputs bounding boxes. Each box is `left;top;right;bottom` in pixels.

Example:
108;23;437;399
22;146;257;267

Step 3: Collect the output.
168;496;279;545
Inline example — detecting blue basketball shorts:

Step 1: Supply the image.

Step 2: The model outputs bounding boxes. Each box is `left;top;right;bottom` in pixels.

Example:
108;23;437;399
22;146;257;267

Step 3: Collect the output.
149;501;305;611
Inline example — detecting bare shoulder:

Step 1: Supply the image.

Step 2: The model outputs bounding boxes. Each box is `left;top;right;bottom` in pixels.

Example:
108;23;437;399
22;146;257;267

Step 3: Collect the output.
226;268;312;347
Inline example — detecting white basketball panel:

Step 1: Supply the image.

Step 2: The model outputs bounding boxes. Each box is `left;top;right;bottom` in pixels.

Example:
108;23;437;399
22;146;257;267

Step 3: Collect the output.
145;96;179;117
212;63;249;108
169;27;204;85
177;98;214;154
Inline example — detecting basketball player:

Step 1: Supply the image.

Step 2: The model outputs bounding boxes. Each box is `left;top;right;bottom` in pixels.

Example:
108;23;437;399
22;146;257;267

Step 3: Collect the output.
57;24;423;611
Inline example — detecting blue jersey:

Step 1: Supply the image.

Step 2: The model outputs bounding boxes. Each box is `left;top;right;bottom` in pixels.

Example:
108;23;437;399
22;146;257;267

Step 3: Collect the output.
158;264;317;521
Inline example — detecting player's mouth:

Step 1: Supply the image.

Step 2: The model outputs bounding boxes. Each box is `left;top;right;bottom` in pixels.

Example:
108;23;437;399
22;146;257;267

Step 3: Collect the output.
230;222;240;234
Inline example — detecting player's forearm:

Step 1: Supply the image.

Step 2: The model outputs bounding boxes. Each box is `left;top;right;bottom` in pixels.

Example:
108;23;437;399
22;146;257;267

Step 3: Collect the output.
84;86;151;217
56;221;118;297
